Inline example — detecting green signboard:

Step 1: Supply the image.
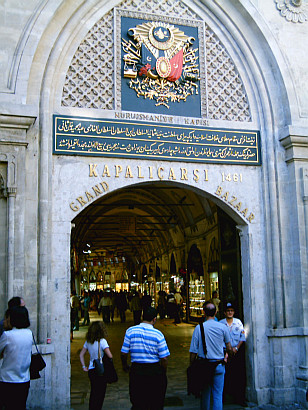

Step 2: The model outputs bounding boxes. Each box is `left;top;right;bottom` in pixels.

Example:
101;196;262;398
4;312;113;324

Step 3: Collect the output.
53;115;261;165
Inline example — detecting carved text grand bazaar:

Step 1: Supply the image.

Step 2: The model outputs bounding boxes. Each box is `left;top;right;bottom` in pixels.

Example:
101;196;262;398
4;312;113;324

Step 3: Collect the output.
69;164;255;223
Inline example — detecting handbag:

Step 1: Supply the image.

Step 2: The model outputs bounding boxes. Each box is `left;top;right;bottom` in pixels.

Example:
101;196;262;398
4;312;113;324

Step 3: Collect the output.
93;341;105;376
102;354;118;383
187;323;221;397
30;333;46;380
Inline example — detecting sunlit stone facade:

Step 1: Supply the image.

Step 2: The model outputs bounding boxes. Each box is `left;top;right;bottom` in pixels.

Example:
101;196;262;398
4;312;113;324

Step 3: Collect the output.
0;0;307;408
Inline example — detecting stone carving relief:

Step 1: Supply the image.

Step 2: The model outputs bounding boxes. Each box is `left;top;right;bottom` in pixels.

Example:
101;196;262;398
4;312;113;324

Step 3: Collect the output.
275;0;307;23
61;0;251;122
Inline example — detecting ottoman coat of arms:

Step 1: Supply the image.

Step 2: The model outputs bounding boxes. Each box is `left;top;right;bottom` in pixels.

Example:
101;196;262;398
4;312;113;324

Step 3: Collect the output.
122;20;200;109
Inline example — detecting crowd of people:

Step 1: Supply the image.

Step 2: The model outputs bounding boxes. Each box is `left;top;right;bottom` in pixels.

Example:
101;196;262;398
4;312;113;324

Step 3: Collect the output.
70;288;185;339
74;287;246;410
0;291;246;410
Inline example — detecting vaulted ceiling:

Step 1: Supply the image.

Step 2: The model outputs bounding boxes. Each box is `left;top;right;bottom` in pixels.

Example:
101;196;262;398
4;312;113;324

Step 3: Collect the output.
71;182;217;270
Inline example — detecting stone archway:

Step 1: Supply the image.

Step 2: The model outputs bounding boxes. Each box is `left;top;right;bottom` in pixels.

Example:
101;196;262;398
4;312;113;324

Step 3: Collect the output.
68;179;250;404
19;0;299;406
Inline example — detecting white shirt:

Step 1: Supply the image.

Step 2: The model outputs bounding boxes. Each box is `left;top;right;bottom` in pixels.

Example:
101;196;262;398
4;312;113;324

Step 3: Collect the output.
98;297;112;308
83;338;109;370
0;328;33;383
219;318;246;347
174;293;183;304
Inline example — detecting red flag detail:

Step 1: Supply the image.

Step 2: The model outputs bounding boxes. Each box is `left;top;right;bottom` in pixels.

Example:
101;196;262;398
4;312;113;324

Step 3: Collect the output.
167;49;183;82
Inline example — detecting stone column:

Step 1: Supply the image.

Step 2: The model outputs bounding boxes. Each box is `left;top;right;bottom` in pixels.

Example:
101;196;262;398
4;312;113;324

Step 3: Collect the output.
297;168;308;404
7;187;17;299
302;168;308;305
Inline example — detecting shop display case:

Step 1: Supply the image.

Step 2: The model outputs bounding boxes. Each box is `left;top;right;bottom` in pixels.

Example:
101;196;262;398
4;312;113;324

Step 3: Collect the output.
189;278;205;319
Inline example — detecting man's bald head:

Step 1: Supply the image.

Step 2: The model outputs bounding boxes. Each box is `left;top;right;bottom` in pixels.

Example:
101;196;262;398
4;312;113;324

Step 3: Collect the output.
203;301;216;317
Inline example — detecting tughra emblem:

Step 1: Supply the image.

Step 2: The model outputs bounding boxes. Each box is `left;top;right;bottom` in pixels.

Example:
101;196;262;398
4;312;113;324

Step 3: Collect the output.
122;21;200;108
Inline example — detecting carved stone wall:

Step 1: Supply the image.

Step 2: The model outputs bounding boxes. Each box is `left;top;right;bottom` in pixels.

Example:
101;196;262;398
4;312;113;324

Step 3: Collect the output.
61;0;251;122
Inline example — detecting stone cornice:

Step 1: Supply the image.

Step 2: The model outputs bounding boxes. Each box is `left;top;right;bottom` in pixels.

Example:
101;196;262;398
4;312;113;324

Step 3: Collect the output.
0;114;36;130
267;327;308;337
0;103;37;130
0;140;28;147
279;126;308;163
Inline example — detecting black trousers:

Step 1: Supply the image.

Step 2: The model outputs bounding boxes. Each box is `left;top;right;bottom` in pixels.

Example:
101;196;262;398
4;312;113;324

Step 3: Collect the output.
129;363;167;410
102;306;110;323
88;369;107;410
119;309;126;323
223;345;246;404
0;381;30;410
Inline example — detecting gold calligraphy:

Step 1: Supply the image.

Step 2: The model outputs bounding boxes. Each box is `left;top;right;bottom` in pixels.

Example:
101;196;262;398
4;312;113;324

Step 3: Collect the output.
54;116;260;165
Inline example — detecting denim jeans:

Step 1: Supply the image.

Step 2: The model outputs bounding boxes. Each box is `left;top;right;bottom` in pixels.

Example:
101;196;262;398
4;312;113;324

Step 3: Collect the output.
200;363;225;410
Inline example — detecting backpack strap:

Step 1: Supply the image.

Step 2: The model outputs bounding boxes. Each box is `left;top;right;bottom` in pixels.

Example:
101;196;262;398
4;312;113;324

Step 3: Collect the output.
199;323;207;358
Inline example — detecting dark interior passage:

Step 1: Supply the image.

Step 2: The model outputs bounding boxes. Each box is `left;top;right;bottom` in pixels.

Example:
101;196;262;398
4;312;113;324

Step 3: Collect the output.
71;182;243;322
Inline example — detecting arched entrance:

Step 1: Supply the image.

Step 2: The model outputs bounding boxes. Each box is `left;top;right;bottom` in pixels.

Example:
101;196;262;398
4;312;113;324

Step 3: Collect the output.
69;180;247;405
70;180;245;322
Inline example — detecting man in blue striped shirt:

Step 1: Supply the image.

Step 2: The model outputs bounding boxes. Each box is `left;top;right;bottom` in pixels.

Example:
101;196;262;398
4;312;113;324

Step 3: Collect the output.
121;307;170;409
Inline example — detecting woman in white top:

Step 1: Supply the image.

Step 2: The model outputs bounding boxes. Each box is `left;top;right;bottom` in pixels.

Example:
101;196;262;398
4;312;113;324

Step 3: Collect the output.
80;321;113;410
0;306;33;410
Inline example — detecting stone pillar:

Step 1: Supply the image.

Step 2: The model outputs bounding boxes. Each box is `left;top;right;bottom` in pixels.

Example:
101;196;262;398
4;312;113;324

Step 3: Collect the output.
7;187;17;299
297;168;308;406
302;168;308;314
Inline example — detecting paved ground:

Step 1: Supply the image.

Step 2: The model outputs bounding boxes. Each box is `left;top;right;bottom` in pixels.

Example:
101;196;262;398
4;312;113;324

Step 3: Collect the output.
70;311;302;410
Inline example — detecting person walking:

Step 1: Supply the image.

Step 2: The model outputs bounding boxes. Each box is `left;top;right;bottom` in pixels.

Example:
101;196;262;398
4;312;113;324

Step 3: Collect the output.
82;291;91;326
70;290;80;331
117;290;128;323
79;321;113;410
0;306;33;410
98;292;112;324
189;301;232;410
166;291;176;320
110;291;116;323
210;291;221;319
141;291;152;317
121;307;170;410
130;291;142;325
220;302;246;406
174;290;183;324
157;291;166;319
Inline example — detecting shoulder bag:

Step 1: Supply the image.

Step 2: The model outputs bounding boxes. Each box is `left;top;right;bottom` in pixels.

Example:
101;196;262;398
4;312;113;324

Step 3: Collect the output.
30;332;46;380
93;341;105;376
93;340;118;382
102;354;118;383
187;323;222;397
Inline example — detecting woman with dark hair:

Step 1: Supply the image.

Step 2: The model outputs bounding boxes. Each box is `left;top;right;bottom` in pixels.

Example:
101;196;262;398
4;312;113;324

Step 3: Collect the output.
0;306;32;410
79;321;113;409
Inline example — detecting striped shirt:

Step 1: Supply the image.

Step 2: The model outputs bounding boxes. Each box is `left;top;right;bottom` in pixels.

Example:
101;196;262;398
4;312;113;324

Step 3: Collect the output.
121;323;170;363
